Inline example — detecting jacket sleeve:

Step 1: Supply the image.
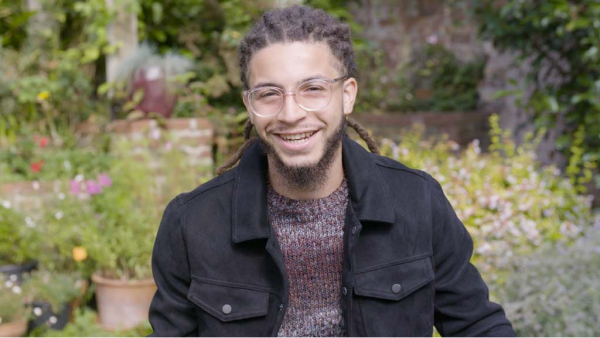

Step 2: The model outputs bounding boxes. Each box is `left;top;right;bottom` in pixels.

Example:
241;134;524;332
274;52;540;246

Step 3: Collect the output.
428;176;516;337
148;197;198;336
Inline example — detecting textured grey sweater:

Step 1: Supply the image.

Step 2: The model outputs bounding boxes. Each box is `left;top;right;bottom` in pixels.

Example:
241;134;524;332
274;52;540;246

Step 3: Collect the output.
267;179;348;337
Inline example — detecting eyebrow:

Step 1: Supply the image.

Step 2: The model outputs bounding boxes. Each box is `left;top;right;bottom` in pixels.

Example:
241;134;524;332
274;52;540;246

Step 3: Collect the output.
251;75;329;90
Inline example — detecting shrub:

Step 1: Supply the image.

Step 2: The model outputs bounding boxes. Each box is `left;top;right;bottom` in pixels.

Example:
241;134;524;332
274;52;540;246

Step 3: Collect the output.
378;114;595;282
493;220;600;336
0;202;42;266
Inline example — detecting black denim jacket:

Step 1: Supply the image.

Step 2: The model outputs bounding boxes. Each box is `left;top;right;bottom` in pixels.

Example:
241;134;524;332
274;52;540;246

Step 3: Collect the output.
148;137;516;337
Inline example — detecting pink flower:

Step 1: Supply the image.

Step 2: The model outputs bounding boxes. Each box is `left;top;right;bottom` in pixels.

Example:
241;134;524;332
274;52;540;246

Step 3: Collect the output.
85;180;103;195
69;180;80;195
97;174;112;187
164;142;172;151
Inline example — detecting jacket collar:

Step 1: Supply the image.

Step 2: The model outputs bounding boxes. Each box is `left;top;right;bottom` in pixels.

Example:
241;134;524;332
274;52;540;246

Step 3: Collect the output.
231;136;396;243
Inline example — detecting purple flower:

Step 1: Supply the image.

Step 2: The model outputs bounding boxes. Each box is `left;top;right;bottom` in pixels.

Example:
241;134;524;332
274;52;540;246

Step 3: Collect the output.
85;180;103;195
97;174;112;187
69;180;80;195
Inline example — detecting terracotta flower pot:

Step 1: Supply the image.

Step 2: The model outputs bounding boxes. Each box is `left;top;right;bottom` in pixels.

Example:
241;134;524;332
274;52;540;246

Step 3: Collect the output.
0;319;28;337
91;274;156;331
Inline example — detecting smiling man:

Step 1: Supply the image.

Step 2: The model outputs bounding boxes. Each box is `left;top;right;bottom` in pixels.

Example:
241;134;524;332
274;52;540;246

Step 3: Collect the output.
148;5;516;337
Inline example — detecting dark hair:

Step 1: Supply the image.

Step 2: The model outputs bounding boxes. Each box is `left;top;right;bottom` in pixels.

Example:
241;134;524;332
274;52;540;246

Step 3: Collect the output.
216;5;378;175
238;5;357;90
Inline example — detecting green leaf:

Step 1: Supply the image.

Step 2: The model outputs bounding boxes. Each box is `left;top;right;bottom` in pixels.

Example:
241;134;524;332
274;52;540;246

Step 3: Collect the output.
152;2;163;24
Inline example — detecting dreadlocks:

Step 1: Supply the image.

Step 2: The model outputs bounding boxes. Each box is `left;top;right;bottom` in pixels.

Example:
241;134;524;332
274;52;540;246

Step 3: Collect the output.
217;5;379;175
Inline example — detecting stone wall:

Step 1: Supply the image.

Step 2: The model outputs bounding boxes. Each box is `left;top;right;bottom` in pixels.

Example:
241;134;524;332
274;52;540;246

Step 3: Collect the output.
349;0;563;166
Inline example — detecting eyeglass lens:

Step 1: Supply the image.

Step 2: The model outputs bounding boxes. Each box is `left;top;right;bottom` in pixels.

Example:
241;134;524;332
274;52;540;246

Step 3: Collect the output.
249;80;333;116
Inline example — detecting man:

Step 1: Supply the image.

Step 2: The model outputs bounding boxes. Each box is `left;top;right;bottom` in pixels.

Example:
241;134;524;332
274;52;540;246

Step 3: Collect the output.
149;5;516;337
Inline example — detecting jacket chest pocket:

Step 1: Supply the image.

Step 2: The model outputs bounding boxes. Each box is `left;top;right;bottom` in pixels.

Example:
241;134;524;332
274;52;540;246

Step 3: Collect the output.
353;253;435;337
187;276;276;336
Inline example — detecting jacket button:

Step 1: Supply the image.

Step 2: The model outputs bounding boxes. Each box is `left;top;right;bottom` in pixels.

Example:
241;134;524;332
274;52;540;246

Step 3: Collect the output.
279;304;284;311
392;284;402;294
342;287;348;296
351;226;357;235
222;304;232;314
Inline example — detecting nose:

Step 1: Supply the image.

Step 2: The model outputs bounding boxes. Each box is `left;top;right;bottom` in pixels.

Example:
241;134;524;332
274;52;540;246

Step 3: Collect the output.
276;92;307;124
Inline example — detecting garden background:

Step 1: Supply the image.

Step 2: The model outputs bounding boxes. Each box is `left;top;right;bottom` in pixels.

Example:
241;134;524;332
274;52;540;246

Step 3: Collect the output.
1;0;599;336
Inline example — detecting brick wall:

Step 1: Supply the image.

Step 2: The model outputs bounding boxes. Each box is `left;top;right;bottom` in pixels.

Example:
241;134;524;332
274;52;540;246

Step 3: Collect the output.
355;111;491;150
0;118;214;216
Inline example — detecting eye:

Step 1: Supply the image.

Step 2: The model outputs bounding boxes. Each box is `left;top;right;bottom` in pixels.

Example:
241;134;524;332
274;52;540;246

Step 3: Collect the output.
257;90;281;99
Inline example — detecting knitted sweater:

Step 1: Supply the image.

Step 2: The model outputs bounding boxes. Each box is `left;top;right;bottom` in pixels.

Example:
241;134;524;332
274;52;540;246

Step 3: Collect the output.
267;179;348;337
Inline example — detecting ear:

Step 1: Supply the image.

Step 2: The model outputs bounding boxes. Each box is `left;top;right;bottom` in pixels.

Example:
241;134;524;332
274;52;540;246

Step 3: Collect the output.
342;77;358;117
242;92;255;124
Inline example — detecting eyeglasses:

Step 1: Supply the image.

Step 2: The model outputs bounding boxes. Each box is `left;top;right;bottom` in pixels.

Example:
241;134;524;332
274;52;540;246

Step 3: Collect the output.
243;76;348;117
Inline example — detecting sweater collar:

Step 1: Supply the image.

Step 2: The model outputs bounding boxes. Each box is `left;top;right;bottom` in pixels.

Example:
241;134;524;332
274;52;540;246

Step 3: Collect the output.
231;136;396;243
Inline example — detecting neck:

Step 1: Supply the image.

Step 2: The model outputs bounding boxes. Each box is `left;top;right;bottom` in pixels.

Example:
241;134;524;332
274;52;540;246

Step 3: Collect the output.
268;147;344;200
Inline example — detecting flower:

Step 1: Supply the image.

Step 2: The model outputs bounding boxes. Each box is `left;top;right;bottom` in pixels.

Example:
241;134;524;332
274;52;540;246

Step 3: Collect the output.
30;160;44;173
97;174;112;187
165;142;173;151
36;91;50;101
55;211;63;220
426;34;439;44
85;180;103;195
72;246;88;262
69;180;80;195
38;136;49;148
1;200;10;209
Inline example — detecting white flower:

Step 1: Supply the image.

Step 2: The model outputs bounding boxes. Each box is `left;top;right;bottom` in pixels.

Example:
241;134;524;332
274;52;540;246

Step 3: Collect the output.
75;174;84;182
49;316;57;324
426;34;439;44
4;280;13;288
55;211;63;220
25;217;36;228
63;160;72;171
32;181;40;190
12;285;21;294
1;200;10;209
9;274;17;282
150;128;161;140
34;307;42;316
58;193;65;200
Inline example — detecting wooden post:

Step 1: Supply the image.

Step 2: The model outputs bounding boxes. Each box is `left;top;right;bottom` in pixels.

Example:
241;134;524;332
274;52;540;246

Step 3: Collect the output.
105;0;138;83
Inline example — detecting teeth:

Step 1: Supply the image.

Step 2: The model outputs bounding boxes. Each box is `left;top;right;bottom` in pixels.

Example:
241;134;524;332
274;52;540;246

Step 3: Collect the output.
280;132;315;142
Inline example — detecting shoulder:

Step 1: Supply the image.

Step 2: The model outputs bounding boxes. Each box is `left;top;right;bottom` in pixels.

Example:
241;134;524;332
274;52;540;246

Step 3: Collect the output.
174;167;238;208
368;151;433;183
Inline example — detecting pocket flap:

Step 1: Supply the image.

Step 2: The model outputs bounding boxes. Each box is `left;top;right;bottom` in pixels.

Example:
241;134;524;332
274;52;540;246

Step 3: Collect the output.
354;253;434;301
187;277;270;322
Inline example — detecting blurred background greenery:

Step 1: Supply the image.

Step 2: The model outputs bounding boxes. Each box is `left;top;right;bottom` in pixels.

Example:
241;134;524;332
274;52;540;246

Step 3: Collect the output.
0;0;599;336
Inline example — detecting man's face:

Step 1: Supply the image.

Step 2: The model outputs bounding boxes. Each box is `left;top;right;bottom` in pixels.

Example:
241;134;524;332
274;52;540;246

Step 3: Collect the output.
244;42;357;173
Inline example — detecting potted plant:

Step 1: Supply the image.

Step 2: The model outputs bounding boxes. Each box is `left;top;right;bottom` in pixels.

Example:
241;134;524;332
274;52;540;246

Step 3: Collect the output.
71;145;161;330
0;201;42;282
23;270;86;334
0;275;28;337
110;44;193;119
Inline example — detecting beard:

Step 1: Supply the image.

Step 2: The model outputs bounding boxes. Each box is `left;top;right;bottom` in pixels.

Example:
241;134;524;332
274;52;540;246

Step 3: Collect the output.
259;114;346;193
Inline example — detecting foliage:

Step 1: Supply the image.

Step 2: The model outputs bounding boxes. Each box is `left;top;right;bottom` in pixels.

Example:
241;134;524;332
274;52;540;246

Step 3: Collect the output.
0;136;112;184
379;114;595;282
475;0;600;187
0;275;27;324
0;201;41;265
22;271;82;314
0;0;114;145
493;221;600;336
394;43;485;112
37;308;152;337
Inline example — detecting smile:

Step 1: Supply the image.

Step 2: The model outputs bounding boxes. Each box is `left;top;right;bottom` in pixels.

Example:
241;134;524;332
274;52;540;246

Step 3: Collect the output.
277;131;317;143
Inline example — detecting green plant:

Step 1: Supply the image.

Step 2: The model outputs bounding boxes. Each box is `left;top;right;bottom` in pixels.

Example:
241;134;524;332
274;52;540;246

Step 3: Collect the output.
23;271;82;314
0;202;41;266
0;275;27;325
493;221;600;336
378;114;595;283
475;0;600;188
36;308;152;337
388;43;485;112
